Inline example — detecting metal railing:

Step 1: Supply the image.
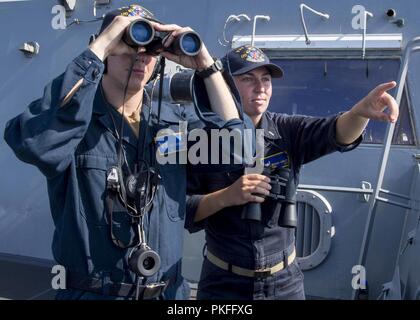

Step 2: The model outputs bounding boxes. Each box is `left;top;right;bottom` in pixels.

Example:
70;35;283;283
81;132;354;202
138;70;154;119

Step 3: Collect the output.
351;36;420;300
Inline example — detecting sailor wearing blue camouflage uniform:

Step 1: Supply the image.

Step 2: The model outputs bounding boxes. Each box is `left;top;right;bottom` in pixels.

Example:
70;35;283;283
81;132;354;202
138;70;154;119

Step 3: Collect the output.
186;45;399;300
4;4;247;300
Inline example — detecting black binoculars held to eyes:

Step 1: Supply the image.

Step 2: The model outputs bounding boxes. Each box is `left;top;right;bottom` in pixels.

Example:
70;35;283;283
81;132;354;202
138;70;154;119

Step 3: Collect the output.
123;18;202;56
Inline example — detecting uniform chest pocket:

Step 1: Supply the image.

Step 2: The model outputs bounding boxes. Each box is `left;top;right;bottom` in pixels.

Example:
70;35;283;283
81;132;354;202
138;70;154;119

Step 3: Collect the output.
159;163;186;222
75;154;116;226
151;106;186;221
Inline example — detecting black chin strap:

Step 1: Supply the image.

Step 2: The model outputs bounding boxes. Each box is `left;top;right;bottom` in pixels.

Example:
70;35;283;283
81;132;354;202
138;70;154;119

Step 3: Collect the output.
157;57;165;124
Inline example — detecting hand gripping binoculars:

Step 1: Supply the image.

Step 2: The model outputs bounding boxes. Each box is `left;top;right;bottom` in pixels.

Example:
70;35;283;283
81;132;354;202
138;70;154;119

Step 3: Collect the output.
123;18;202;56
241;167;298;228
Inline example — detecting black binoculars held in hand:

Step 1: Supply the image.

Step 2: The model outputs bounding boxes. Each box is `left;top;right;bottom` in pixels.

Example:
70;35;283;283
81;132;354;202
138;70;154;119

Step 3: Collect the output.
241;167;298;228
123;18;202;56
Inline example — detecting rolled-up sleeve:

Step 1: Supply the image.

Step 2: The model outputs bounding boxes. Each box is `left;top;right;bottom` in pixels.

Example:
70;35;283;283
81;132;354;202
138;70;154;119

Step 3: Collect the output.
185;194;206;233
327;113;363;152
277;113;363;167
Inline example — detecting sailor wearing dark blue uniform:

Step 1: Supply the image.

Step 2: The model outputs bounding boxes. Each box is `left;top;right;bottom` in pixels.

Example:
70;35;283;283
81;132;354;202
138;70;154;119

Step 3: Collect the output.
185;45;399;300
3;4;247;300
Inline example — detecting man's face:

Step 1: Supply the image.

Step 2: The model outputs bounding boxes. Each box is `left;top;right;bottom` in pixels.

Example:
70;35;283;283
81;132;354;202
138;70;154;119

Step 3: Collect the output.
106;49;157;92
233;67;272;118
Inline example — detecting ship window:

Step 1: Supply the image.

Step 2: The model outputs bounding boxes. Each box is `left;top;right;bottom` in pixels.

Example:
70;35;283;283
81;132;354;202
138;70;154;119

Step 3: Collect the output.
269;59;416;145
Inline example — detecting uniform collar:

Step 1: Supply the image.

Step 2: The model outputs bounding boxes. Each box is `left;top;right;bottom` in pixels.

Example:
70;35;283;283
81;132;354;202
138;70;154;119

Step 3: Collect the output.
257;112;281;140
93;83;151;149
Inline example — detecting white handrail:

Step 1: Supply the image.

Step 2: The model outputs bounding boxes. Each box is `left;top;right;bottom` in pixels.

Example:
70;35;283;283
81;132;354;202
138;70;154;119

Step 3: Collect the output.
362;10;374;59
251;15;270;46
300;3;330;45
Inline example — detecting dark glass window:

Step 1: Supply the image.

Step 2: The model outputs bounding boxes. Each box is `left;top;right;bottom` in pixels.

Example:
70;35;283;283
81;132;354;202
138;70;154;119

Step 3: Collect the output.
269;59;415;145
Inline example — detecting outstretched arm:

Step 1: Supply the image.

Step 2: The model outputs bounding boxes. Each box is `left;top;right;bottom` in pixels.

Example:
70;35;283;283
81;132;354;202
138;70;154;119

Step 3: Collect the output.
336;81;399;145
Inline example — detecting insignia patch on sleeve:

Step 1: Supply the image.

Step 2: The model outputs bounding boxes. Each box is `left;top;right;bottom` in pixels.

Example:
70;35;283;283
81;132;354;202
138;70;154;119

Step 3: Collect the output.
154;131;187;156
261;151;290;169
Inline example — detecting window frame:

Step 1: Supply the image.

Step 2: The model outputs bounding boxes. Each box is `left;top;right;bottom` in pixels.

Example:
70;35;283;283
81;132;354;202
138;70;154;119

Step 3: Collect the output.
263;50;417;147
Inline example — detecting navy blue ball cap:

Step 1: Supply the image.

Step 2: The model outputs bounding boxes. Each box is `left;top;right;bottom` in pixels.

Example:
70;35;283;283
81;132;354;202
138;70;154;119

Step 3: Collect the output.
98;4;156;35
223;45;283;78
